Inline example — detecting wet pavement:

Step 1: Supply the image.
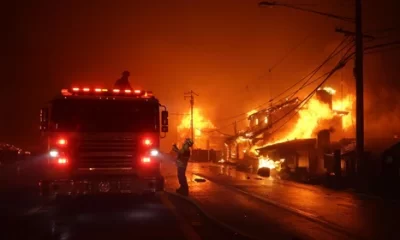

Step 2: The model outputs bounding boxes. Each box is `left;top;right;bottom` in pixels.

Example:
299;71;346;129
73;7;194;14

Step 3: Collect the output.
0;160;249;240
2;159;400;240
162;161;356;240
185;162;400;240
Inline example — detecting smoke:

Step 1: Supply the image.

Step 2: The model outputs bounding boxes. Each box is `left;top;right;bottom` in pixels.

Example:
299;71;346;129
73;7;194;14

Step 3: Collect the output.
364;86;400;138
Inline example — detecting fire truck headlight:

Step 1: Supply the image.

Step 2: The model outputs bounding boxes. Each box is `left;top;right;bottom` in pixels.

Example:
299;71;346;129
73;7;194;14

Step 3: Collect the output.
150;149;159;156
49;150;59;158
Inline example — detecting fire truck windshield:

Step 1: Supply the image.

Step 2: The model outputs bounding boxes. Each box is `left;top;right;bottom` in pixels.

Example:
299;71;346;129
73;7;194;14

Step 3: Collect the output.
50;99;159;132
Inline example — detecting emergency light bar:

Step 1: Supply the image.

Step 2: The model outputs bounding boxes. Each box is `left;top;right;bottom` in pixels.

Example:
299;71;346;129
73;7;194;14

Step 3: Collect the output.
61;88;153;98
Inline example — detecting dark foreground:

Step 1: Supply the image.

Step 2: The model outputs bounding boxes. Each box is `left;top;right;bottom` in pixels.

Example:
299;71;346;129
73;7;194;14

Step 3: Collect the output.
3;192;253;240
2;158;400;240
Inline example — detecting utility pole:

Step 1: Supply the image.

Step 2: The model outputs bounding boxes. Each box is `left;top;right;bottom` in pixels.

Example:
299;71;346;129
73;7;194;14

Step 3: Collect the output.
184;90;199;145
259;0;365;176
234;121;239;160
335;1;365;176
355;0;364;175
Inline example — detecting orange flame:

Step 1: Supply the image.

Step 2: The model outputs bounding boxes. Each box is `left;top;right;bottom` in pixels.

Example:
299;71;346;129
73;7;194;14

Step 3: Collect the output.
257;87;355;147
250;87;355;168
333;95;355;129
258;156;285;170
177;108;215;149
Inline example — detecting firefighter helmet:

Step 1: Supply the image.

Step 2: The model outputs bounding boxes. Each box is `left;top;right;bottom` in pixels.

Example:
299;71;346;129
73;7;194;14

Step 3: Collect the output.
185;138;194;147
122;70;130;77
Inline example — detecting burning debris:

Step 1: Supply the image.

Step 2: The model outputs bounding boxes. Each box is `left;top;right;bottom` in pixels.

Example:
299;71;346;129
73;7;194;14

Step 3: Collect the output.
258;156;285;170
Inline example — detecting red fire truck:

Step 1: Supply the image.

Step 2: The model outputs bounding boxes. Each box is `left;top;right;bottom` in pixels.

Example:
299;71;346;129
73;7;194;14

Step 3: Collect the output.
38;86;168;197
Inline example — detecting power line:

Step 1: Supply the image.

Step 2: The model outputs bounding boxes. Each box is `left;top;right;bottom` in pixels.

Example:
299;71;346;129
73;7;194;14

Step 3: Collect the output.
251;60;349;142
255;48;355;140
283;38;354;101
337;40;400;63
268;32;312;72
285;39;354;99
213;36;352;124
364;46;400;55
365;26;400;34
212;49;353;137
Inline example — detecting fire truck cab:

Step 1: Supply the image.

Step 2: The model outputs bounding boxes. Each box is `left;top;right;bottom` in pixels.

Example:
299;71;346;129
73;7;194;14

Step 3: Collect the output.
38;87;169;197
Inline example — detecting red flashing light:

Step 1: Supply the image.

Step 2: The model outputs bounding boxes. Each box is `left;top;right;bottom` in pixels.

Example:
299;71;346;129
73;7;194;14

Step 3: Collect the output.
83;88;90;92
125;89;132;93
134;89;141;94
113;89;120;93
95;88;101;92
102;89;108;92
57;138;67;145
58;158;68;164
72;88;80;92
142;157;151;163
143;138;152;146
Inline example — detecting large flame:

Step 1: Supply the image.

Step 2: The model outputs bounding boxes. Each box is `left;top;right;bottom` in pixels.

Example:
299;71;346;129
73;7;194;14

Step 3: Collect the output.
258;156;285;170
177;108;215;149
265;87;354;145
333;95;355;129
247;109;257;116
250;87;355;167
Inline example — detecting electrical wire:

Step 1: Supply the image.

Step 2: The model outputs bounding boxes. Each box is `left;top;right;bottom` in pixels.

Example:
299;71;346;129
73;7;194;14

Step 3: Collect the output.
271;37;354;103
364;46;400;55
282;39;355;101
211;47;353;138
268;32;312;72
254;48;354;140
213;36;352;124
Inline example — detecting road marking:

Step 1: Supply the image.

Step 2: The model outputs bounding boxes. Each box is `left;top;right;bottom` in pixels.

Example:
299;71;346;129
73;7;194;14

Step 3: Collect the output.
159;192;202;240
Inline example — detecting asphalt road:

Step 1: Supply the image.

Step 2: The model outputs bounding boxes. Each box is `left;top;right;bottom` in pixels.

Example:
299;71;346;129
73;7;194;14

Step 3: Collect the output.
2;158;400;240
185;162;400;240
0;160;251;240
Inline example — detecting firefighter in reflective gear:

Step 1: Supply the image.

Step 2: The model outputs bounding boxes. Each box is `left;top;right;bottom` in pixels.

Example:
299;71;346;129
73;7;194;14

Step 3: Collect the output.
114;70;132;89
172;138;193;196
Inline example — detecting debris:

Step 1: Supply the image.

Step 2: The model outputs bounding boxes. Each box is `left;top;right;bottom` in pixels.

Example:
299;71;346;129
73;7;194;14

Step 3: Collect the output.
257;167;271;177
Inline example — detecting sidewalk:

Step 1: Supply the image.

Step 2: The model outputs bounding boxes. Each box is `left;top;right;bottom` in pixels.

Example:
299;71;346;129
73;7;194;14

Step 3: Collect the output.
187;162;400;240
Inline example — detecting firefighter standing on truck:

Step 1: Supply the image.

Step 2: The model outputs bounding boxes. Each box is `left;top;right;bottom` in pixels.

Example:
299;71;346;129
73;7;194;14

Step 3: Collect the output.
172;138;193;196
114;70;132;89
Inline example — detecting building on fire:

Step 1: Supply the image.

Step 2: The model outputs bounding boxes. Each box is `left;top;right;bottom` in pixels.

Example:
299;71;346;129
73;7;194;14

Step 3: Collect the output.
224;88;355;181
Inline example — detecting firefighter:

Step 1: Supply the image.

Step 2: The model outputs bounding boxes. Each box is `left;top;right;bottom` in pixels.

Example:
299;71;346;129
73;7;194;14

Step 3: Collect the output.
172;138;194;196
114;70;132;89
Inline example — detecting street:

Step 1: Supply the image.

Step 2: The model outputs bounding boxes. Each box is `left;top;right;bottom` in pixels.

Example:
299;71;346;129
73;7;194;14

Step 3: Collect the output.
2;158;399;240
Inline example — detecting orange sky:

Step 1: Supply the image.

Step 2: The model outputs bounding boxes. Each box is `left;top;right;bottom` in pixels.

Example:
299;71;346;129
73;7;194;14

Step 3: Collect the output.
6;0;400;150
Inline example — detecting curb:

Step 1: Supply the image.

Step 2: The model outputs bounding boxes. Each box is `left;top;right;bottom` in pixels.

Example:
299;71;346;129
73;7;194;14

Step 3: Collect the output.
164;189;262;240
192;172;364;240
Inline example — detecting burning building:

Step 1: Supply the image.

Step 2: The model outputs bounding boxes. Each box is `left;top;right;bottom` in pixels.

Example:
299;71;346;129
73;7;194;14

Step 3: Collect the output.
177;108;225;151
224;87;355;180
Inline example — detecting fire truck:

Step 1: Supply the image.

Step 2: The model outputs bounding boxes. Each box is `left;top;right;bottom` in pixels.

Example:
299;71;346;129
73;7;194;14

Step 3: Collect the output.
38;86;169;197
